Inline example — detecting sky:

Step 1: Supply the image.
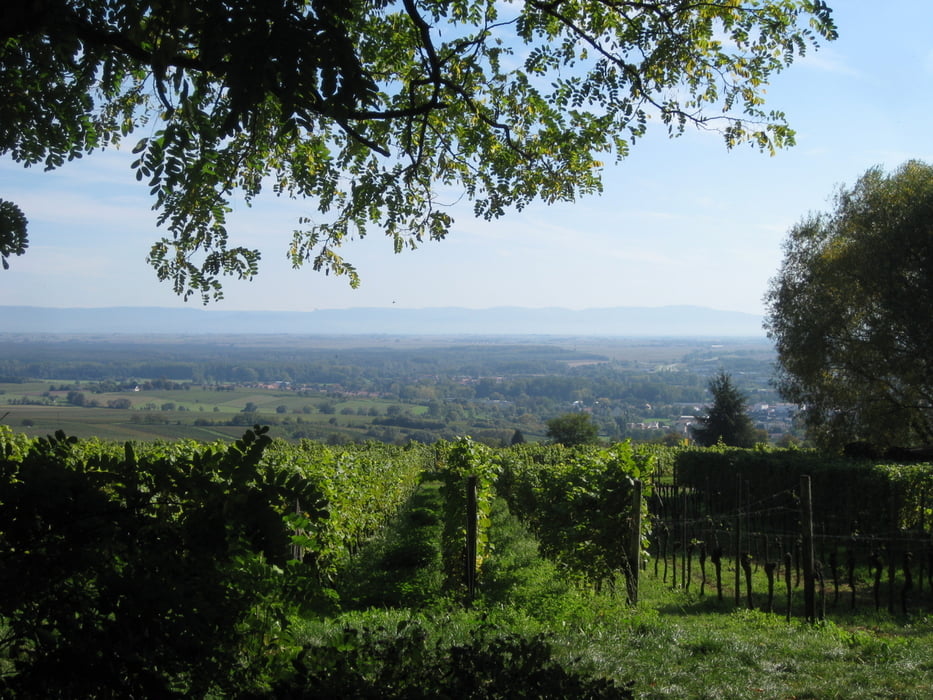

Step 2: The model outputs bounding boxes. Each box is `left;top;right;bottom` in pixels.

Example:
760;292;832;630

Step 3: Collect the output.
1;2;932;317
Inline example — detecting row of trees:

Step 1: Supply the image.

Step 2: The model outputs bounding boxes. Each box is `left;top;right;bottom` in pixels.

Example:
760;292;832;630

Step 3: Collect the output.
0;347;756;405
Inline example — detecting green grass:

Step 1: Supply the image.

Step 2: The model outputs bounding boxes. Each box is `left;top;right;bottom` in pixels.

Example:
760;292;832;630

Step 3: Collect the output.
336;479;447;610
478;508;933;699
555;583;933;698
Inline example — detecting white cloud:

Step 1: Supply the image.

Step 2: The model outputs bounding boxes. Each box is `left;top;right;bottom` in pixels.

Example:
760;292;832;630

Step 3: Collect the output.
12;246;125;276
604;248;683;266
797;47;860;77
8;190;153;230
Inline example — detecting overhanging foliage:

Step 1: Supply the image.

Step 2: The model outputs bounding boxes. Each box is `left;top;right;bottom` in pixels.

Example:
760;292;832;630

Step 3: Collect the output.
1;0;836;300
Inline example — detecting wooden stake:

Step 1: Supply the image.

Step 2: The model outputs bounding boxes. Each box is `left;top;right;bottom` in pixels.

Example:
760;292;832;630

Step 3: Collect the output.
801;475;815;623
735;476;742;607
627;479;643;605
466;475;478;603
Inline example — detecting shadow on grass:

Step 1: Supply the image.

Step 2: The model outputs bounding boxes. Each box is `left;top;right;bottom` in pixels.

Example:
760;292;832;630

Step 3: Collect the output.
335;477;448;611
643;572;933;633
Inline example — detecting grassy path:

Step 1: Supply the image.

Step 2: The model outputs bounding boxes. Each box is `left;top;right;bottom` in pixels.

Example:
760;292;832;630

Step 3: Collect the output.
290;484;933;698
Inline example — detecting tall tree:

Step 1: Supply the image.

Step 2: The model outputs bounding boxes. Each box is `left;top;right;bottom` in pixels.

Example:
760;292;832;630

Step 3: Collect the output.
691;371;756;447
0;1;836;300
546;412;599;446
765;160;933;451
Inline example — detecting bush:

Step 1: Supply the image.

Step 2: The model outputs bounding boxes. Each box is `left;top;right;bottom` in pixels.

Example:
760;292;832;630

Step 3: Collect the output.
257;622;632;699
0;428;322;697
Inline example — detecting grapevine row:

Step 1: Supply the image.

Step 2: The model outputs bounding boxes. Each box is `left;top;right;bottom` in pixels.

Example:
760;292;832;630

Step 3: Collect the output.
496;441;651;593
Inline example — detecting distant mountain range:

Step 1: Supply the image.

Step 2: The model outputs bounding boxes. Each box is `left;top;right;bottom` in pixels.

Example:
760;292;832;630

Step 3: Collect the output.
0;305;765;337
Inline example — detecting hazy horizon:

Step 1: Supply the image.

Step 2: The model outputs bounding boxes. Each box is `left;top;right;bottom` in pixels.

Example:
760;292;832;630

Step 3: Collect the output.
0;304;767;337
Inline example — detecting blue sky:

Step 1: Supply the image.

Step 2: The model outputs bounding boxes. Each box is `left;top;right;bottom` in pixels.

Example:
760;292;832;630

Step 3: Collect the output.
2;2;932;316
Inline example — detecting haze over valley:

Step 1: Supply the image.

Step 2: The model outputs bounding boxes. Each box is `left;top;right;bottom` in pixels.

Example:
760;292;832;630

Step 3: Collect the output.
0;304;764;337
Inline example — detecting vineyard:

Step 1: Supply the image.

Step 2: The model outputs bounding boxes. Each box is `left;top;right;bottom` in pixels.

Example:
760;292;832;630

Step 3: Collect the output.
2;426;932;697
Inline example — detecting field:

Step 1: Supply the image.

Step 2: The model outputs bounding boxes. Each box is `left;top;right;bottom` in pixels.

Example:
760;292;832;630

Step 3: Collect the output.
0;380;442;443
0;333;786;446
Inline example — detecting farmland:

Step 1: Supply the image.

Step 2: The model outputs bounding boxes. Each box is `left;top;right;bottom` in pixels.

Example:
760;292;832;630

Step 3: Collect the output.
0;333;792;446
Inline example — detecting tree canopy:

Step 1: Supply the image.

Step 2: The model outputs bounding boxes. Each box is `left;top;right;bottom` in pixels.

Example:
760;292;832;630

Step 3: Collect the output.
690;370;756;447
546;412;599;446
765;160;933;452
1;0;836;301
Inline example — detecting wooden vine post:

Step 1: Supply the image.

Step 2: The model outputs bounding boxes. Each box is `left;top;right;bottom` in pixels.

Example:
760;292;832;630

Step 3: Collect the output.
871;551;883;610
660;524;669;582
712;547;723;601
465;475;478;603
784;552;793;622
816;561;826;621
682;489;689;589
627;479;643;605
699;542;707;596
741;552;754;609
801;475;816;623
887;548;896;615
686;541;695;592
292;497;304;562
902;552;913;615
847;549;857;610
735;476;742;607
671;503;678;590
764;561;776;613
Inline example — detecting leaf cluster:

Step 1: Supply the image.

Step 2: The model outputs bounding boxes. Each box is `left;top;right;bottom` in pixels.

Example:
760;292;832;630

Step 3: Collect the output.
497;441;649;591
0;428;431;696
272;438;430;581
546;411;599;446
436;437;500;593
259;619;631;699
675;445;933;535
0;199;28;269
0;427;305;695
